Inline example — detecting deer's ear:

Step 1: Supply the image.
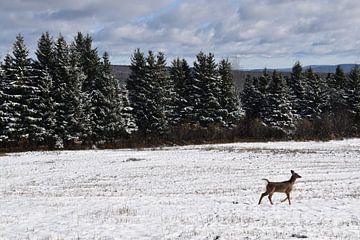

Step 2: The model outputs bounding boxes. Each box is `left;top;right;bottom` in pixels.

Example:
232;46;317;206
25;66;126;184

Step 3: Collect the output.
291;170;294;174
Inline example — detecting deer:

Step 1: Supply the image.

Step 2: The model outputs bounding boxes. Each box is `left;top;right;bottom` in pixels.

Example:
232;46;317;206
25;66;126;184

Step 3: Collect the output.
258;170;302;205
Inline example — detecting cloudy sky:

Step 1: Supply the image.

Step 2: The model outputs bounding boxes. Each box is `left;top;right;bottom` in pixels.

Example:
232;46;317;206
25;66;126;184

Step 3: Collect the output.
1;0;360;69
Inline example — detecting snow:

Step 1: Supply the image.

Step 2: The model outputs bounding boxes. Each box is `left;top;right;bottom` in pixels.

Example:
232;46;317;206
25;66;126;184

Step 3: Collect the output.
1;139;360;239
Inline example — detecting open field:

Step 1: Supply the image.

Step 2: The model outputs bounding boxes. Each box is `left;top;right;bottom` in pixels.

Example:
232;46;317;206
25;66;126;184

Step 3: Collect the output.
1;140;360;239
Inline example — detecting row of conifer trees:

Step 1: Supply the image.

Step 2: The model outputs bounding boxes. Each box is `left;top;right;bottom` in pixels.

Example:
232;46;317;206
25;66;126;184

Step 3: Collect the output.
241;62;360;138
0;33;133;149
0;33;242;149
1;32;360;150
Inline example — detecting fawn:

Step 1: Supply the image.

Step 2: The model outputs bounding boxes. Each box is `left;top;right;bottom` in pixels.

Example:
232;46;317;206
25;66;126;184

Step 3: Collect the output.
258;170;302;205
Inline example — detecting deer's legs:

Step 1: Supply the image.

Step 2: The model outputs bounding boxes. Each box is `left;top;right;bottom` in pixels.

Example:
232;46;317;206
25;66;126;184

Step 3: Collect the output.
281;197;288;203
258;192;268;205
286;192;291;205
268;194;274;205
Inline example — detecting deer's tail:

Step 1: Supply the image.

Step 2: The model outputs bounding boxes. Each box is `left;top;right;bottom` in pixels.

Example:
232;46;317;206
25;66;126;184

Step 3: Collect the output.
262;178;270;183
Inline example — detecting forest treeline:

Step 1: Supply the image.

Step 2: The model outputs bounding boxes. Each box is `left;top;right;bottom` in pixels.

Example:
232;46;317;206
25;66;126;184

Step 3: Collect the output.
0;32;360;151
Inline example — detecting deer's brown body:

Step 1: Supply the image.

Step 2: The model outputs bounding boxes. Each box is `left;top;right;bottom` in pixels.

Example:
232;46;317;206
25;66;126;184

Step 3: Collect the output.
258;170;301;205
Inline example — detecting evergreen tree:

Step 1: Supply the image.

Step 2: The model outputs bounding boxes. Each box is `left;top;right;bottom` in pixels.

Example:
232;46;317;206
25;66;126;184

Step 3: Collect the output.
345;66;360;117
34;32;57;146
52;35;82;145
0;35;46;145
73;32;102;142
126;49;148;134
144;51;167;133
193;52;223;126
302;68;327;120
289;61;306;117
96;52;124;142
262;71;295;132
218;59;241;126
328;65;347;113
169;58;192;125
241;75;263;119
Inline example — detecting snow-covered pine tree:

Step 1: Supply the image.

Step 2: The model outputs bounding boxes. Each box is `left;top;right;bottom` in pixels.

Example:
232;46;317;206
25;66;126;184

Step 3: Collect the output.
302;68;328;120
0;35;46;146
328;65;347;114
345;66;360;118
218;59;241;126
193;52;223;126
96;52;125;142
52;35;83;146
34;32;57;146
258;68;270;95
144;51;167;134
262;71;295;133
169;58;191;125
289;61;306;117
126;49;147;134
241;75;263;119
155;52;169;131
73;32;102;143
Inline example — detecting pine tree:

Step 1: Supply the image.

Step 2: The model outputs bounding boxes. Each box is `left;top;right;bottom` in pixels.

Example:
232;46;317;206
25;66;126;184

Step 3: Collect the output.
144;51;167;134
96;52;125;142
34;32;56;146
241;75;263;119
193;52;223;126
262;71;295;132
169;58;192;125
345;66;360;117
328;65;347;113
52;35;82;146
302;68;327;120
126;49;148;134
0;35;46;146
218;59;241;126
73;32;102;143
289;61;306;117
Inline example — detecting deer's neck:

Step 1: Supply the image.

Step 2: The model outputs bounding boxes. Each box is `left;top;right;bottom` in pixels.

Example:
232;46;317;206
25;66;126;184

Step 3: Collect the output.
289;176;297;184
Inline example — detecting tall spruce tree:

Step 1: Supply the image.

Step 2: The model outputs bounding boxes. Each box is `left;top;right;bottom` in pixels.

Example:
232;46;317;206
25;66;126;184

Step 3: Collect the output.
169;58;192;125
218;59;241;126
262;71;295;132
193;52;223;126
289;61;306;117
345;66;360;118
302;68;327;120
97;52;124;142
126;49;148;134
34;32;56;146
328;65;347;113
144;51;167;134
52;35;83;146
0;35;46;146
241;75;263;119
73;32;102;142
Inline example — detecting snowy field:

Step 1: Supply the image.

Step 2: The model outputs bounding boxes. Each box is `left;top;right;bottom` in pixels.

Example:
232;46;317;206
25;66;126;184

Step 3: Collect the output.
1;140;360;240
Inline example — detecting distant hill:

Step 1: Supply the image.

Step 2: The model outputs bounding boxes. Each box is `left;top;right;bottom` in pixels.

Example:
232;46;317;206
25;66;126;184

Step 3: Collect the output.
249;64;358;73
111;65;254;91
111;64;358;92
